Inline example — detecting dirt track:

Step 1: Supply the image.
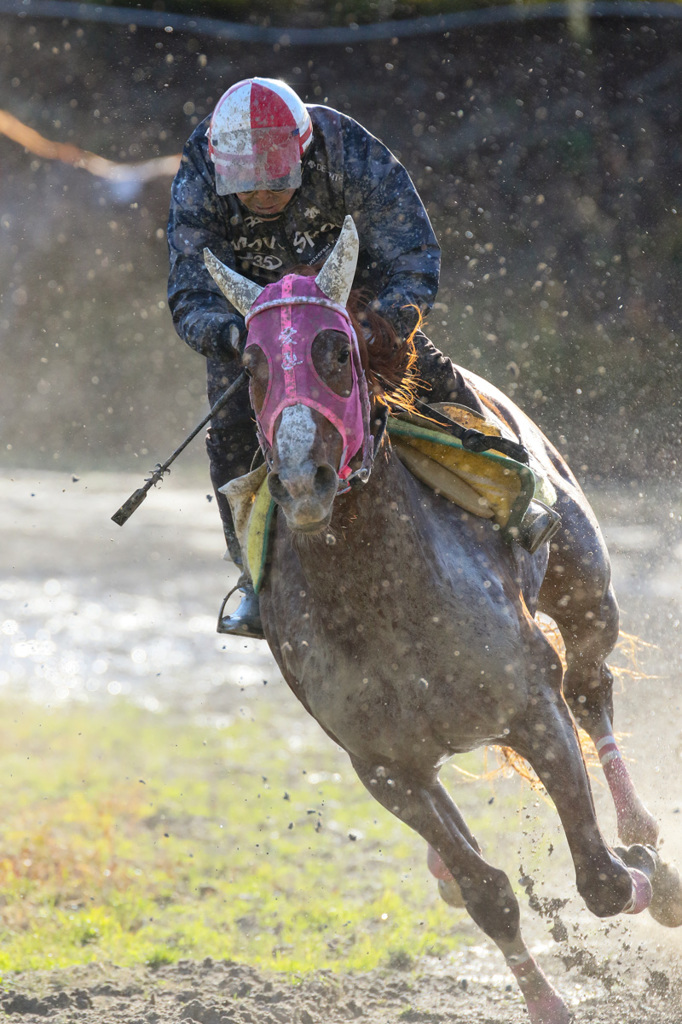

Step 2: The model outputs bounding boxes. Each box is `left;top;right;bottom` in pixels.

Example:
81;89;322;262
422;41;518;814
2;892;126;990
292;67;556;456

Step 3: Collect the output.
0;947;679;1023
2;467;682;1022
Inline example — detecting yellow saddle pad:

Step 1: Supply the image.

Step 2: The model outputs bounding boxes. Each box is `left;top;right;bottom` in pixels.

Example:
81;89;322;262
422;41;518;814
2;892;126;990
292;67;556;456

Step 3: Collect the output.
221;464;275;595
388;403;538;531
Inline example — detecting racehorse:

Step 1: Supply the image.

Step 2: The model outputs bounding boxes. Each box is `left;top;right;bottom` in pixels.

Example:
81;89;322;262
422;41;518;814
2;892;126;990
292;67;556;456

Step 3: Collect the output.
204;217;681;1024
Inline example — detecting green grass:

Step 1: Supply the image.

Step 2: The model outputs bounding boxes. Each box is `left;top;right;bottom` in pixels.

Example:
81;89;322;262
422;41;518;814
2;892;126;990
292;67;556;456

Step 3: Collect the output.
0;696;561;979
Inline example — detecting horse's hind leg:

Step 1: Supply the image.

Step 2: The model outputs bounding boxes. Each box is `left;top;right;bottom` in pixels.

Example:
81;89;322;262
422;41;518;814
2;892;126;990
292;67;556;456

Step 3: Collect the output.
349;755;570;1024
510;689;652;918
538;491;658;846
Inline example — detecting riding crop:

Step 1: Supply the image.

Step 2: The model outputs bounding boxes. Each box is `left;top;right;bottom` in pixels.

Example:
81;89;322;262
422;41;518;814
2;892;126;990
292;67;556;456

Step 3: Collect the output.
110;370;248;527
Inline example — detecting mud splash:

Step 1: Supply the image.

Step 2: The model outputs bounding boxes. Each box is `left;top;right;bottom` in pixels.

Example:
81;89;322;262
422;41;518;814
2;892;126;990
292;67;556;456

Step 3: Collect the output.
0;468;279;715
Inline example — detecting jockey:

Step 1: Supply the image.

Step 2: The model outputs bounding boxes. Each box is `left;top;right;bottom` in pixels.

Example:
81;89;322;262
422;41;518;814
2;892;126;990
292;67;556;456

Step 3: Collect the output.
167;77;483;639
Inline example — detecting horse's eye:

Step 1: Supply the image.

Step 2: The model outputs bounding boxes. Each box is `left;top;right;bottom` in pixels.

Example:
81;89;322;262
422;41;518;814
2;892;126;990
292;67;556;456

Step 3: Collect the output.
338;347;350;365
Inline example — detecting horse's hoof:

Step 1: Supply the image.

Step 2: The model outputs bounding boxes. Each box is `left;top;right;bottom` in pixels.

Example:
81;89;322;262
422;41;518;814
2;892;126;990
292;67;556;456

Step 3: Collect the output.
511;961;570;1024
649;859;682;928
613;843;658;880
438;876;466;908
525;989;571;1024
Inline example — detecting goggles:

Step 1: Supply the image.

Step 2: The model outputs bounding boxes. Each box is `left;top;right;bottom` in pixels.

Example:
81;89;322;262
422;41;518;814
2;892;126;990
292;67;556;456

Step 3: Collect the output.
209;126;303;196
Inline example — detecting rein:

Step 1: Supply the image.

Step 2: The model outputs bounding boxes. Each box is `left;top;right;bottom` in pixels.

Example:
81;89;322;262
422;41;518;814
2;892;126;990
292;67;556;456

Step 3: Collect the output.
341;402;388;492
420;400;530;464
373;374;530;465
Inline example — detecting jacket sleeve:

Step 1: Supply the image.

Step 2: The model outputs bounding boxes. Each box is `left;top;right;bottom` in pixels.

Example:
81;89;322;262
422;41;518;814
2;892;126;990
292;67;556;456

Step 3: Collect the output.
167;130;245;361
339;115;441;337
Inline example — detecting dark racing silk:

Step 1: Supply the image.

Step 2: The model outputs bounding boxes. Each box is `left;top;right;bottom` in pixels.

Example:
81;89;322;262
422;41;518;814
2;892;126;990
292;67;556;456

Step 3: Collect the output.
167;104;441;363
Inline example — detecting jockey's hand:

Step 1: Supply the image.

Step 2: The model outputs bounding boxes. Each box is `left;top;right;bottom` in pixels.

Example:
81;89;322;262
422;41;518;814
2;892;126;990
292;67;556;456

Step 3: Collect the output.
216;316;248;359
228;323;248;356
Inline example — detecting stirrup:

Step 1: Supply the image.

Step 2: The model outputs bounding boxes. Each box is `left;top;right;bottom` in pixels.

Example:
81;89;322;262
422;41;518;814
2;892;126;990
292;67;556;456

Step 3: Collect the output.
507;500;562;555
217;582;264;640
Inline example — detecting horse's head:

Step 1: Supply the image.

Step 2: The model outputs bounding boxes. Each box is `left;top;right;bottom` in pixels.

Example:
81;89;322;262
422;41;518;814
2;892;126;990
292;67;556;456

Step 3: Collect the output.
205;217;374;534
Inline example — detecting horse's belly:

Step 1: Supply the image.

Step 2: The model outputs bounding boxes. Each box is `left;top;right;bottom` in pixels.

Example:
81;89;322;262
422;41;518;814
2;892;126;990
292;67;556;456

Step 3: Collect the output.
296;645;532;766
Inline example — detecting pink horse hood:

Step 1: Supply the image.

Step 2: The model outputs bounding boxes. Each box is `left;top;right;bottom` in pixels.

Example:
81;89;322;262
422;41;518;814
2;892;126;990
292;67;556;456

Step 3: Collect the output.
244;274;366;472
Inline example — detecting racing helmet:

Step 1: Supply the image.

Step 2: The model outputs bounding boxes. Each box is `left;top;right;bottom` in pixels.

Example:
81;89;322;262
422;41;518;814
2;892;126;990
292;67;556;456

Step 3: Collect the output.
207;77;313;195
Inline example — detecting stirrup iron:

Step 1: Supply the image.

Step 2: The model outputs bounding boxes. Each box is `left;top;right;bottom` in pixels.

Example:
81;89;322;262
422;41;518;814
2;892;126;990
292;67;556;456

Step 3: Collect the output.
217;581;264;640
506;500;562;555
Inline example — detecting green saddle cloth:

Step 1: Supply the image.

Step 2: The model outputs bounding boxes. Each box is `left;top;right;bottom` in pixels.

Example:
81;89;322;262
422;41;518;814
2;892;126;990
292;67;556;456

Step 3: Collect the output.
221;464;275;595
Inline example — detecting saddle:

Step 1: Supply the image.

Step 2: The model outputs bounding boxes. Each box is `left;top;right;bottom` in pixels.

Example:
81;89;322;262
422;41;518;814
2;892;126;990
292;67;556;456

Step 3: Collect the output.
222;403;557;593
387;402;554;533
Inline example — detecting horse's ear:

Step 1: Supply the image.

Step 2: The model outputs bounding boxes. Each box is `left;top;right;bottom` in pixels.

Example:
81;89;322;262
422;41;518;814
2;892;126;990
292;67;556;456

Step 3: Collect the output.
315;215;359;306
204;248;264;316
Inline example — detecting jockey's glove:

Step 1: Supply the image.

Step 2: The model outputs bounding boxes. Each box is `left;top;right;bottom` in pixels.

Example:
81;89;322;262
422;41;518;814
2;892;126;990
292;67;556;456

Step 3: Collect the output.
215;315;248;360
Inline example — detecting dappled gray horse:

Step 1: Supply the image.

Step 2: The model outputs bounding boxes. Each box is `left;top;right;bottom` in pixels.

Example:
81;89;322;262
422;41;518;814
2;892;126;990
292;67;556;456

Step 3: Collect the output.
204;217;680;1024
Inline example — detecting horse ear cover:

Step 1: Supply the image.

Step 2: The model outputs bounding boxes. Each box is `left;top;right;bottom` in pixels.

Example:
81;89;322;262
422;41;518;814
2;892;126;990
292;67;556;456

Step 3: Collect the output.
315;215;359;306
203;248;265;316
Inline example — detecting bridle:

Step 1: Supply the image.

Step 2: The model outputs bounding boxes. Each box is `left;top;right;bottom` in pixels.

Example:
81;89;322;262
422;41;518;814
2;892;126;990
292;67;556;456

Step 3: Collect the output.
244;277;377;493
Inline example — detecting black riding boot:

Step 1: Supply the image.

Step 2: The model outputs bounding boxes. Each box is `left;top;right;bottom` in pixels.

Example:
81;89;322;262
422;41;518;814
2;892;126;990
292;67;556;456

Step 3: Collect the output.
206;417;264;640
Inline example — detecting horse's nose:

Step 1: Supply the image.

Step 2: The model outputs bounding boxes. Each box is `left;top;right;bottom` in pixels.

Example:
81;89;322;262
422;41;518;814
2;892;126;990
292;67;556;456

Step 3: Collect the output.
269;462;338;512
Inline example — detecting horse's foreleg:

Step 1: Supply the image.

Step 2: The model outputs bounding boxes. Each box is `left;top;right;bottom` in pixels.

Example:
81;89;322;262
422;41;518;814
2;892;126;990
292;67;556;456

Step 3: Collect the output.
511;693;652;919
540;517;659;847
564;614;657;846
349;756;570;1024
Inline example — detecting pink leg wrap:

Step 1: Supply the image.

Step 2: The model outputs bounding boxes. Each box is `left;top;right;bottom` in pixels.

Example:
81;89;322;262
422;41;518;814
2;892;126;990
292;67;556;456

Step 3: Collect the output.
596;734;659;845
622;867;653;915
509;957;570;1024
426;844;453;881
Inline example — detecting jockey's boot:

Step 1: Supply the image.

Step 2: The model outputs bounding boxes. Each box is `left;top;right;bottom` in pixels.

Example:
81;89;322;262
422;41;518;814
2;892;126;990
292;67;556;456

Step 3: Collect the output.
217;573;264;639
514;500;562;555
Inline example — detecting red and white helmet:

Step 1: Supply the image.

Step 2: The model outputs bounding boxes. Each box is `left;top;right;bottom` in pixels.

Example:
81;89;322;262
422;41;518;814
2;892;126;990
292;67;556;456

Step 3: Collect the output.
207;77;313;196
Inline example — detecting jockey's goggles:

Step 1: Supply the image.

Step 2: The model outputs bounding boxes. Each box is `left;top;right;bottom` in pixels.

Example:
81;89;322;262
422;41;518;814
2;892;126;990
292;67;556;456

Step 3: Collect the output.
209;126;303;196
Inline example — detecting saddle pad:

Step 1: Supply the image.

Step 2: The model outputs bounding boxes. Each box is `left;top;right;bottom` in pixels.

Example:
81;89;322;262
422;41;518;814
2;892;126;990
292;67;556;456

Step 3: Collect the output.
420;402;557;510
221;464;275;595
388;407;537;532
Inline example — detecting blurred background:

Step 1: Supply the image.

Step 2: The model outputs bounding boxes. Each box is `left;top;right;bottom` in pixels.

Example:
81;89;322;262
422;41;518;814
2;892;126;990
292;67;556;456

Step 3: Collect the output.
1;1;681;481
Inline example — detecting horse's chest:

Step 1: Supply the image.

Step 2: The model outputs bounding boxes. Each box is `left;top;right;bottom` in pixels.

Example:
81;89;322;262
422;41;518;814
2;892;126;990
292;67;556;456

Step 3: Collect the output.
263;515;540;763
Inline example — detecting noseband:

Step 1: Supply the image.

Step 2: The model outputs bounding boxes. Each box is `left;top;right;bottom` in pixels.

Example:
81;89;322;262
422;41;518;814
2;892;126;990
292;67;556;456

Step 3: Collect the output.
244;275;375;491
